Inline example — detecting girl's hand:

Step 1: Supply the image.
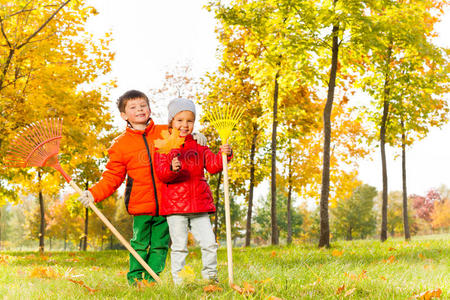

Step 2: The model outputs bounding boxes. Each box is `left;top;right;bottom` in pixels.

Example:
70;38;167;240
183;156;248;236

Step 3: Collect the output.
171;156;181;172
220;144;232;155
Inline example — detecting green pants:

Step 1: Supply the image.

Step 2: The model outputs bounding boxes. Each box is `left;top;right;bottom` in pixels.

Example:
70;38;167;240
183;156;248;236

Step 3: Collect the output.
127;215;169;285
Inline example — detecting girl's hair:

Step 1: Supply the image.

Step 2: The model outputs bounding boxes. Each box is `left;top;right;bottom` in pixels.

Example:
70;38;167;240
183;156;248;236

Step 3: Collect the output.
117;90;150;113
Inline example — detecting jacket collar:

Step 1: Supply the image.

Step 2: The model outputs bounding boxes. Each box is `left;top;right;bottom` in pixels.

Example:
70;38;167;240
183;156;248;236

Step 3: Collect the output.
125;119;155;135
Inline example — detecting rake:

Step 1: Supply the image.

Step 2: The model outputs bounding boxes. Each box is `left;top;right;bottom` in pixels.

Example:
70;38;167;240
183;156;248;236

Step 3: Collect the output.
205;104;244;285
5;118;162;284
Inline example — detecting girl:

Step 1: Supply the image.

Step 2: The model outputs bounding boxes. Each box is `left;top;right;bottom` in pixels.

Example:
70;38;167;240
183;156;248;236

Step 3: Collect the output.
154;98;232;285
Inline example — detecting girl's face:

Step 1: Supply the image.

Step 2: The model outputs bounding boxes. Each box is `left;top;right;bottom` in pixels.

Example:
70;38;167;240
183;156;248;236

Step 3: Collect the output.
121;98;151;127
171;110;195;136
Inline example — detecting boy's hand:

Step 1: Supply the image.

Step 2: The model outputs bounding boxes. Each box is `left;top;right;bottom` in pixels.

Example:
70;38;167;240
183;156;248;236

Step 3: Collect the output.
220;144;232;156
192;132;207;146
171;156;181;172
78;190;94;208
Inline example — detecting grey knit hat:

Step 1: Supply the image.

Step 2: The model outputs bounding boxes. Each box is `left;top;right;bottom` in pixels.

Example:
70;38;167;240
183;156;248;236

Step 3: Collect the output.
167;98;196;124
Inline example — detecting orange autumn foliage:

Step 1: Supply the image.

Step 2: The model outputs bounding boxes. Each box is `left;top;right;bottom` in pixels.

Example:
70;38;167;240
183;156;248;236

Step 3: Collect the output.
203;285;223;293
68;279;98;294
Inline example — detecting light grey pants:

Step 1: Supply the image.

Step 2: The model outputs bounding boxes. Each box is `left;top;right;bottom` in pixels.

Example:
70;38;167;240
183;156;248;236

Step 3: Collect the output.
166;213;218;284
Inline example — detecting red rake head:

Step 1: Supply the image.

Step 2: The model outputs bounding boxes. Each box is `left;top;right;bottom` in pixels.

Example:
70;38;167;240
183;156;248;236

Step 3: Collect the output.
6;119;63;168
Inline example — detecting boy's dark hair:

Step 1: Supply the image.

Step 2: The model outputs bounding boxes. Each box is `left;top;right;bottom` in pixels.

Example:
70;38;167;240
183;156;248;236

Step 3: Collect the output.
117;90;150;113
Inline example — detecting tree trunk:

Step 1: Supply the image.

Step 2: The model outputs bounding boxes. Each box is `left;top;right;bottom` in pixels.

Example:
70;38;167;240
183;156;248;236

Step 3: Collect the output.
346;226;352;241
271;72;280;245
213;172;222;238
245;129;258;247
380;44;393;243
319;21;339;248
38;170;45;253
82;181;89;251
287;152;293;245
401;119;411;240
82;207;88;251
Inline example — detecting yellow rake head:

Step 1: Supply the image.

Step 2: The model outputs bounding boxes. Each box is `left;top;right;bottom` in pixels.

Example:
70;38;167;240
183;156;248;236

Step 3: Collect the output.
205;104;244;144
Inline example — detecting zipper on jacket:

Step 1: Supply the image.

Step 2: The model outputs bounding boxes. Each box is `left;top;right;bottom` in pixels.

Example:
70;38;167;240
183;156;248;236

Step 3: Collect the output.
142;134;159;216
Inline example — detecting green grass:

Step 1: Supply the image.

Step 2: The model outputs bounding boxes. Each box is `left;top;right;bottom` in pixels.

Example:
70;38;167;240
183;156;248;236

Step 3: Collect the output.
0;235;448;299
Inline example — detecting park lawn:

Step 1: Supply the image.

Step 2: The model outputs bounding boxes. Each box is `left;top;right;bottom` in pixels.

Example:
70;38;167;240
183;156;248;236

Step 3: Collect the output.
0;235;448;299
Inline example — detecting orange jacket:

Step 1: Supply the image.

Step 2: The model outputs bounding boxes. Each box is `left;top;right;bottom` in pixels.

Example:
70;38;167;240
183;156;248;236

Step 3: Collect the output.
89;120;167;216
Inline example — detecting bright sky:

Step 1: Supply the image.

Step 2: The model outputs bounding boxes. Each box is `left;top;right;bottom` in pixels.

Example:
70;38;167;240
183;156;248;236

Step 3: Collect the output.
86;0;450;199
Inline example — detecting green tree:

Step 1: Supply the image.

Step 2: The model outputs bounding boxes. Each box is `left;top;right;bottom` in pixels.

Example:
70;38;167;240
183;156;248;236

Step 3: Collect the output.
331;184;377;240
358;0;448;242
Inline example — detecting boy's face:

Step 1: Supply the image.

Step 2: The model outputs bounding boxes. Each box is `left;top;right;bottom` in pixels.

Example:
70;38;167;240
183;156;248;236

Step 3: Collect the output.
120;98;150;127
171;111;195;136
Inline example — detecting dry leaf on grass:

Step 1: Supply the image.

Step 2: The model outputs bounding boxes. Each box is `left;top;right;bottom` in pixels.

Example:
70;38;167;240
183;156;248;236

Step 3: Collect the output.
336;284;345;294
383;255;396;264
267;296;284;300
29;267;59;279
413;288;442;300
254;278;272;285
154;129;185;154
231;282;255;295
203;284;223;293
344;288;356;297
271;251;277;257
68;279;98;294
91;266;100;271
332;250;344;257
231;283;244;294
388;247;396;251
0;255;8;264
380;276;387;281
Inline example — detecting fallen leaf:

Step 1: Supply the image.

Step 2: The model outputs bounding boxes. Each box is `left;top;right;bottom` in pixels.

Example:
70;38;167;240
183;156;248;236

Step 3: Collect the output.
91;266;100;271
344;288;356;297
243;282;255;294
358;270;367;280
336;284;345;294
178;265;196;282
254;278;272;284
68;279;98;294
231;283;244;294
0;255;7;264
29;267;59;279
380;276;387;281
203;284;223;293
388;247;396;251
419;253;425;260
271;251;277;257
154;129;185;154
267;297;284;300
413;288;442;300
118;270;127;275
383;255;396;264
332;250;344;257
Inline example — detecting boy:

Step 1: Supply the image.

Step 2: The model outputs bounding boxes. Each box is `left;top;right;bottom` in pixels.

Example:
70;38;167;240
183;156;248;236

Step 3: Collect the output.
78;90;205;285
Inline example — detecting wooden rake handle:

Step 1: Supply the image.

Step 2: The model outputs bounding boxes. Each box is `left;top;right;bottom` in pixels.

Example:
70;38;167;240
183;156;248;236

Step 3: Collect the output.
222;152;234;285
67;180;162;284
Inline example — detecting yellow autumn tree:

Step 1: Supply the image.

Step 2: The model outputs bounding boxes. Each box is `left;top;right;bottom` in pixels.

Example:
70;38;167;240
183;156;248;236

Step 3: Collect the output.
0;0;116;252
